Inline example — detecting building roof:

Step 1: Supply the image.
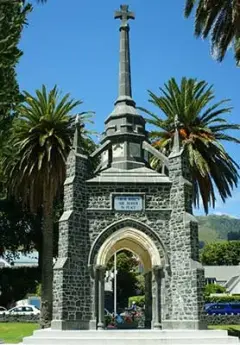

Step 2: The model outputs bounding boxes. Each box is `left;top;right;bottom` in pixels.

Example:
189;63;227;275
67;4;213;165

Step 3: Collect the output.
12;252;38;266
0;251;38;268
225;275;240;292
0;258;11;268
204;265;240;282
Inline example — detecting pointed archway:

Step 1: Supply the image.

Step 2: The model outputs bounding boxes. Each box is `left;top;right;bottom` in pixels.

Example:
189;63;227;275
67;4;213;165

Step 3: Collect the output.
88;221;168;330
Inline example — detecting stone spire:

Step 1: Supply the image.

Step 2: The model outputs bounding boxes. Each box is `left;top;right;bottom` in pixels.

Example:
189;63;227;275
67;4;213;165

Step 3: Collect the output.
89;4;170;179
171;114;180;154
98;5;148;170
114;4;135;105
73;114;84;154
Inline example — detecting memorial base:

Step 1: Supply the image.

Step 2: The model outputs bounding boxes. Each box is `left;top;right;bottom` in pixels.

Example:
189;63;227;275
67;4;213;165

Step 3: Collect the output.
10;329;239;345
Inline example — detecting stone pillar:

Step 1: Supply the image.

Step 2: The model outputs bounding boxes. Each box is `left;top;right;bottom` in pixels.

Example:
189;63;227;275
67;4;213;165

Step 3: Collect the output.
162;147;206;330
51;150;92;330
97;266;105;330
89;266;97;330
144;271;152;329
152;266;162;329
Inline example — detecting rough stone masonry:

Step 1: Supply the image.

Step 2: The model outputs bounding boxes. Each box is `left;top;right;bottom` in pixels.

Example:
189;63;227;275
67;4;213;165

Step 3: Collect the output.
51;4;206;331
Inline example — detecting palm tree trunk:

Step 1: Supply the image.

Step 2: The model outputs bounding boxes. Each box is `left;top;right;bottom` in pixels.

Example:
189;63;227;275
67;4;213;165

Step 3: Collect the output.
40;190;53;328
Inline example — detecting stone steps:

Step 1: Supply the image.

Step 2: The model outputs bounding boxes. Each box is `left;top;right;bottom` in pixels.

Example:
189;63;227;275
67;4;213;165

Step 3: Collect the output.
16;329;239;345
22;337;239;345
32;329;231;338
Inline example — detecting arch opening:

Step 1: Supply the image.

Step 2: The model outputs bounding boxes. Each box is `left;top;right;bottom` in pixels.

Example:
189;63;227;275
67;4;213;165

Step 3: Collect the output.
89;224;166;330
95;227;163;273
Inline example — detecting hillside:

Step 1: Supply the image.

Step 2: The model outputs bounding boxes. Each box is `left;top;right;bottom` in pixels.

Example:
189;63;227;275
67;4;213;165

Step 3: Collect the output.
197;214;240;244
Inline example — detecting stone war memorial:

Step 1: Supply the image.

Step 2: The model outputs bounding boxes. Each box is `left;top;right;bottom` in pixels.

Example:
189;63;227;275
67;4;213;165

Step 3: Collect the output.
19;4;239;345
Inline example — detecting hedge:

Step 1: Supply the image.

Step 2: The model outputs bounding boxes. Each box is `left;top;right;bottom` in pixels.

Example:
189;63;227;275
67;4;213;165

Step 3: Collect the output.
128;294;240;306
205;295;240;303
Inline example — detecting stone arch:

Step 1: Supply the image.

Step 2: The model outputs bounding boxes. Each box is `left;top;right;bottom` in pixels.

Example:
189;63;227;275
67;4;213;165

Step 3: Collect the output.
88;218;169;271
98;228;160;271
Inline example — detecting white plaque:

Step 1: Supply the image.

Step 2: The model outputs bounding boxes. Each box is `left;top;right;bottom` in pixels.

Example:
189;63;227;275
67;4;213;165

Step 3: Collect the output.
114;195;143;211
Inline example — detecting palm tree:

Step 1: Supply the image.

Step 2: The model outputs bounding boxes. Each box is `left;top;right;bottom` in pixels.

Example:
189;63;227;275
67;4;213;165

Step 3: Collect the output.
141;77;240;214
3;85;94;327
184;0;240;64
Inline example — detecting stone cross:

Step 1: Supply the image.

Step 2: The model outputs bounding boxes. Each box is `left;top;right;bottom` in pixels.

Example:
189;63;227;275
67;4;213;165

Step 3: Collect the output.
114;5;135;100
114;4;135;28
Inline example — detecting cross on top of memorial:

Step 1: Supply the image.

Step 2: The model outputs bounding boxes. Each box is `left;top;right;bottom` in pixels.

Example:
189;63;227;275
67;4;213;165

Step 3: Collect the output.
114;4;135;28
89;5;170;173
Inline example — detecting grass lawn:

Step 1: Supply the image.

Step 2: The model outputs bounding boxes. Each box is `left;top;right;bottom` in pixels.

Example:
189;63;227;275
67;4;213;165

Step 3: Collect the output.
208;325;240;338
209;325;240;331
0;323;39;344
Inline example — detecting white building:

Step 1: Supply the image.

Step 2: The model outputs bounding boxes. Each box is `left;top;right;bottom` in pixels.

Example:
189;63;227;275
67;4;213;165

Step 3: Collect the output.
204;265;240;294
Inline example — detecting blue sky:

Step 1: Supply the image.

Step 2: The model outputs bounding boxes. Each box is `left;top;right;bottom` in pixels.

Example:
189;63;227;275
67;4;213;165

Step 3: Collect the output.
17;0;240;218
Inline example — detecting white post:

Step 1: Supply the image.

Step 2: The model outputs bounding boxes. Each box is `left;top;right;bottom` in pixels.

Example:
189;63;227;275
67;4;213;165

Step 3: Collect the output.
114;252;117;316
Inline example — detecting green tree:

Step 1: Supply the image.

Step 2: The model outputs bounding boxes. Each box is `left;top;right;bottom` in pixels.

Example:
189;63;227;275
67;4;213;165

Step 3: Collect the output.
141;77;240;213
3;85;94;327
201;241;240;265
0;198;40;260
0;1;31;196
184;0;240;64
107;251;139;309
0;0;31;123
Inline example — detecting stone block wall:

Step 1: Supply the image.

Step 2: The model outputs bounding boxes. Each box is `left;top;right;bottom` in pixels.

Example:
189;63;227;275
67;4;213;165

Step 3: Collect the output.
0;315;39;323
164;151;205;329
52;151;94;330
205;314;240;325
52;148;205;330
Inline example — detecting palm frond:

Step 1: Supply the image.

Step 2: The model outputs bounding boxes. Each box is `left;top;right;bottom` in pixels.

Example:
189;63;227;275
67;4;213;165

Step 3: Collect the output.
142;77;240;213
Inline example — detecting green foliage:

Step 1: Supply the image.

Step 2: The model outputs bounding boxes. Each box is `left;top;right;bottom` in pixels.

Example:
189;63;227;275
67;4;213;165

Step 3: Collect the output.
0;267;40;308
36;283;41;297
141;77;240;214
130;293;240;306
107;251;140;309
184;0;240;64
201;241;240;265
0;1;31;121
3;85;91;212
205;295;240;303
204;283;226;297
135;274;145;295
0;1;31;197
128;295;145;307
2;85;94;326
105;314;113;327
0;197;42;260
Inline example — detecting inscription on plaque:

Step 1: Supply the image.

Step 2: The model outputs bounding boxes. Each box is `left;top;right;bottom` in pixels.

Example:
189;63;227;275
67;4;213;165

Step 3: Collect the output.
114;195;143;211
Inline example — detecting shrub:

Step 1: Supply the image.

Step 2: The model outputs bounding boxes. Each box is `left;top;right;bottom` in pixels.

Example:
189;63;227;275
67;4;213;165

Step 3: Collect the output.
128;293;240;308
205;295;240;303
204;283;226;297
105;314;113;327
128;295;145;307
